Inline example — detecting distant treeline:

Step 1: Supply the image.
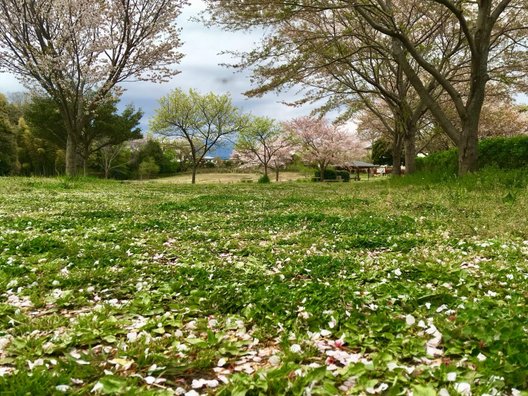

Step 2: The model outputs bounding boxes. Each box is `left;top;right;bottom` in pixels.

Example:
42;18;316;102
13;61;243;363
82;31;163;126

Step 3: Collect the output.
0;92;220;179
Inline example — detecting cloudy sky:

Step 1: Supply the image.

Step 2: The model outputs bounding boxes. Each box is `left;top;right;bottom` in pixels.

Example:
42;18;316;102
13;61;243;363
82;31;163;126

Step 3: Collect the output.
2;0;524;148
0;1;316;135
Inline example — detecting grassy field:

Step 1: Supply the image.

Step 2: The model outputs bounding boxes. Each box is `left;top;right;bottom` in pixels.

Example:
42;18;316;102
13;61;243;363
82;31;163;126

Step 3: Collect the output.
0;172;527;395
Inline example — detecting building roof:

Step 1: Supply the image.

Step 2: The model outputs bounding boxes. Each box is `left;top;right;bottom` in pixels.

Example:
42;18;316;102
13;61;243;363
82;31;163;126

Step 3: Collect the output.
347;160;377;168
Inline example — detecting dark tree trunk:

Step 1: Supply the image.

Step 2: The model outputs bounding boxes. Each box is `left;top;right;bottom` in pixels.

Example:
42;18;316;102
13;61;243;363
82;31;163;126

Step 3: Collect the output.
392;134;403;175
458;126;479;175
319;163;327;181
191;164;197;184
404;126;417;175
457;42;488;176
275;167;279;182
83;149;89;177
65;134;77;176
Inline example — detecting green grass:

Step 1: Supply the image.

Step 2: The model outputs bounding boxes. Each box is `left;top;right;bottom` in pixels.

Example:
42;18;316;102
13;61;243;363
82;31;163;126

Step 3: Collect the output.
0;173;527;395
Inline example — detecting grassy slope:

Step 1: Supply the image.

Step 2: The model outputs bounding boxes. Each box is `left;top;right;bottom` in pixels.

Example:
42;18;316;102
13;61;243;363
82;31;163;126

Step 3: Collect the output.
0;173;527;395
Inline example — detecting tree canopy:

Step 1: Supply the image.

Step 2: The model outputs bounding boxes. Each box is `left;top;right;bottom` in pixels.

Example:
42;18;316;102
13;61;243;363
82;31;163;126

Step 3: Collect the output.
205;0;528;175
150;89;248;184
233;116;294;180
0;0;186;175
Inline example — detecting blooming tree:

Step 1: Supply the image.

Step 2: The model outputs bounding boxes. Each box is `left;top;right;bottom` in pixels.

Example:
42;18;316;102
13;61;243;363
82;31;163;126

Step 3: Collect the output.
0;0;186;175
206;0;528;175
234;116;295;181
284;117;363;178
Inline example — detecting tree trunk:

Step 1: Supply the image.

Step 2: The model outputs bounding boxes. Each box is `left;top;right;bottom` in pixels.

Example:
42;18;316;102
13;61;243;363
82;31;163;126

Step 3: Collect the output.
458;126;479;176
83;152;89;177
319;164;326;181
104;158;110;179
263;163;268;178
457;44;488;175
65;134;77;176
191;164;197;184
404;127;417;175
392;135;403;175
275;167;279;182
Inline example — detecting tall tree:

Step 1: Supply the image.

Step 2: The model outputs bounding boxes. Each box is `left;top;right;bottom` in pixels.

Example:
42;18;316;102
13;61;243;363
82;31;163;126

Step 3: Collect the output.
0;0;186;175
150;89;248;184
354;0;528;174
204;2;448;175
234;116;294;179
284;116;362;178
23;95;143;175
17;118;63;176
0;94;18;175
206;0;528;175
78;101;143;175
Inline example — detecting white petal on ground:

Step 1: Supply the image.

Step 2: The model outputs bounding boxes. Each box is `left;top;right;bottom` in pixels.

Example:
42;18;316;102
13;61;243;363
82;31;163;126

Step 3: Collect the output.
290;344;302;353
191;379;205;389
454;382;472;395
269;355;281;366
91;382;104;393
477;353;487;361
144;376;156;385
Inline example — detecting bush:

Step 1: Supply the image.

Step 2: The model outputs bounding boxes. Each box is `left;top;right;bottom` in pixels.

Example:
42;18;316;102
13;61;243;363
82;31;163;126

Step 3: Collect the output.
337;170;351;182
258;174;271;183
138;157;160;179
314;169;336;181
479;136;528;169
416;136;528;174
314;169;350;182
416;149;458;175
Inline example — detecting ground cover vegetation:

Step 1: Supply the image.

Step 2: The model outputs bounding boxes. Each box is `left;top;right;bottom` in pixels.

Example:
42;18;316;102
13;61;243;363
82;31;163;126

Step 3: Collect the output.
0;174;527;395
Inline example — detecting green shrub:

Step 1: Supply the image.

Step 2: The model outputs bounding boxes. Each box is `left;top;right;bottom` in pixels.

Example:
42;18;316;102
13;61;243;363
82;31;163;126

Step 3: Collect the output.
314;169;350;182
336;170;351;182
138;156;160;179
258;174;271;183
314;169;336;181
479;136;528;169
416;136;528;174
416;149;458;175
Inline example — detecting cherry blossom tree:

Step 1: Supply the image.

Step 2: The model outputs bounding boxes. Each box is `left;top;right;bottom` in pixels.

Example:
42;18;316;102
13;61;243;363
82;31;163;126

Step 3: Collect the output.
205;0;528;175
354;0;528;175
0;0;186;175
283;117;363;179
479;102;528;138
234;116;295;181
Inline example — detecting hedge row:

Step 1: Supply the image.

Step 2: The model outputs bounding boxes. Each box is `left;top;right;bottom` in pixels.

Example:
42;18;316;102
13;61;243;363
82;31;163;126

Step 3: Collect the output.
314;169;351;182
416;136;528;174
